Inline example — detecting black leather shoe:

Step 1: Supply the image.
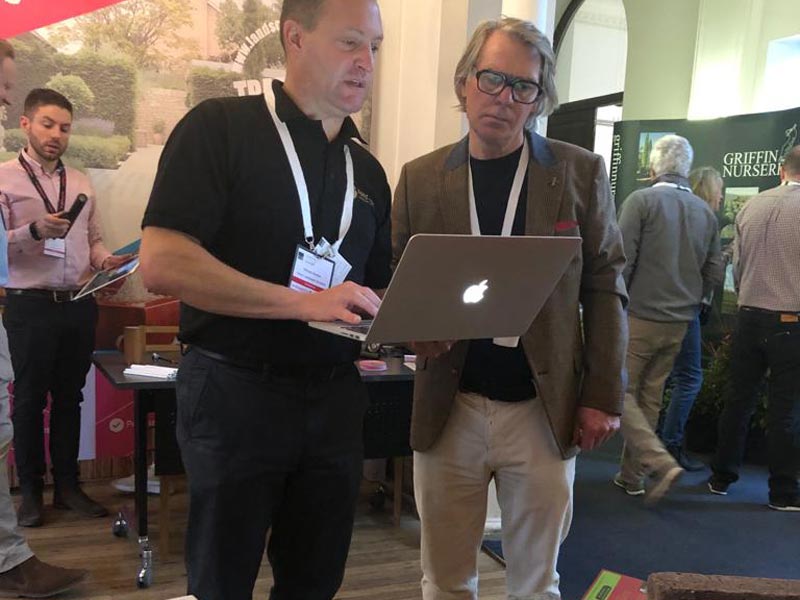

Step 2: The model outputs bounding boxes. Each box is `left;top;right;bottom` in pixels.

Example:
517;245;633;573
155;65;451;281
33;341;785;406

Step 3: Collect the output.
667;444;705;472
17;491;44;528
0;556;88;598
53;485;108;518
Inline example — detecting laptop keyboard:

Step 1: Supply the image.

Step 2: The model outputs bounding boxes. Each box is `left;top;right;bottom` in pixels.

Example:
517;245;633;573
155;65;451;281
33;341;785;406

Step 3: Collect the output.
343;320;373;335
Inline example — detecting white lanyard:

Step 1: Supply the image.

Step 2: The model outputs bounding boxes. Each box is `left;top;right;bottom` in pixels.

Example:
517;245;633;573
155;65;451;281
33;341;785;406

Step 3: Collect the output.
264;84;354;252
468;140;529;236
652;181;692;193
468;140;529;349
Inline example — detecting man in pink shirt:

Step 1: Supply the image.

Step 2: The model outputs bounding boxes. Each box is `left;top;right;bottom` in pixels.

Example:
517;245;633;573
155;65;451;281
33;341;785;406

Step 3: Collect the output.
0;40;89;598
0;88;128;528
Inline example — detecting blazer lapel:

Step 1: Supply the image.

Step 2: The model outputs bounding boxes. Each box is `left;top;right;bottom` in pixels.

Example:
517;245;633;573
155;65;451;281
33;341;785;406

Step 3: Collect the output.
440;137;472;235
525;131;566;235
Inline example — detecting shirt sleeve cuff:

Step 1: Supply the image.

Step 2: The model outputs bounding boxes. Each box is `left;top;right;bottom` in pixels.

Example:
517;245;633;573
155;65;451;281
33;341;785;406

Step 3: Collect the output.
10;224;43;253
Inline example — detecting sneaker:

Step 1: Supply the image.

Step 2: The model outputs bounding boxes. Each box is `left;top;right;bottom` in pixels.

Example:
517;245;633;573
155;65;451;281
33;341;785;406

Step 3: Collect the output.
645;466;684;505
768;498;800;512
112;465;160;495
707;475;730;496
612;473;645;496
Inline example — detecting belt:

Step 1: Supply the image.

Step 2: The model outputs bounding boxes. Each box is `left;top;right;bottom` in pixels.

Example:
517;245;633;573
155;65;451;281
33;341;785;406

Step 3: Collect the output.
740;306;800;321
459;381;537;403
5;288;84;303
190;346;354;382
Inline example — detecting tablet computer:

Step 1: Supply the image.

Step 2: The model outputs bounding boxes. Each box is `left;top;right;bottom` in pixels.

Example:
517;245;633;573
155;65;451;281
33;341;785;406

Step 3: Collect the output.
73;255;140;301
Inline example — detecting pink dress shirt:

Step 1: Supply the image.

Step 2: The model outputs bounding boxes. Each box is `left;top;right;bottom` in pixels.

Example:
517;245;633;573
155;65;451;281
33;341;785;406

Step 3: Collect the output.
0;150;112;290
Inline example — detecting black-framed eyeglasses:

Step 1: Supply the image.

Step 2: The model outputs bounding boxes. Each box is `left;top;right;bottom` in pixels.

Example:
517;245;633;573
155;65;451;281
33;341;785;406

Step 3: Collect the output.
475;69;541;104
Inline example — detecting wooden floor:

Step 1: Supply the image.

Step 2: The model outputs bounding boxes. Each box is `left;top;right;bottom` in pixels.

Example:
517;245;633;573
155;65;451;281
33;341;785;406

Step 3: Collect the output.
16;481;508;600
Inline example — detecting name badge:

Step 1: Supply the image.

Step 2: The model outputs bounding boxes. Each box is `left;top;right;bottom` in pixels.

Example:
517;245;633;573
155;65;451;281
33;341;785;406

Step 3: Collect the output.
288;245;334;293
330;253;352;287
313;237;352;287
43;238;66;259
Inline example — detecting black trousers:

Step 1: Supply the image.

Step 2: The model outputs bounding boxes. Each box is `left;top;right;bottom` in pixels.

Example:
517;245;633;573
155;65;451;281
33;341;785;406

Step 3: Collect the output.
177;349;368;600
3;294;97;492
711;308;800;501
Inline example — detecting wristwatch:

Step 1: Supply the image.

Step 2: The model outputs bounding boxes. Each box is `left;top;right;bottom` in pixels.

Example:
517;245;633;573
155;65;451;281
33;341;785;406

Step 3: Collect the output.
29;222;42;241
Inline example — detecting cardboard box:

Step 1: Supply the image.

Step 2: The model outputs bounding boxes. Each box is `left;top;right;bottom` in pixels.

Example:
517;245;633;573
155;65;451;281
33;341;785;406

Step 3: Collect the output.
582;570;647;600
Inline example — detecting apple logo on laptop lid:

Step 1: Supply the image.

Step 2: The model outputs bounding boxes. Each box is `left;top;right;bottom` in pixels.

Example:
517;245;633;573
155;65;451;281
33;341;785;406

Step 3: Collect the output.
462;279;488;304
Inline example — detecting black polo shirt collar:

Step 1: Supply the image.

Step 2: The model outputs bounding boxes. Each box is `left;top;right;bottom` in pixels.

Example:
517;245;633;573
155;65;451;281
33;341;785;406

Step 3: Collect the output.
272;80;366;144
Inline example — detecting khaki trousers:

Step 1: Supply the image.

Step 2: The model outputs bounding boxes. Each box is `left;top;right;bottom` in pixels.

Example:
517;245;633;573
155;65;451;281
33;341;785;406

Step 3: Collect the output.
414;392;574;600
0;322;34;573
619;315;687;485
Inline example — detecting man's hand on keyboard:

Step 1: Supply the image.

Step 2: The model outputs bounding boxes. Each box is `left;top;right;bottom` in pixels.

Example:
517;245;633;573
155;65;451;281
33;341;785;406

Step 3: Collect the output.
299;281;381;324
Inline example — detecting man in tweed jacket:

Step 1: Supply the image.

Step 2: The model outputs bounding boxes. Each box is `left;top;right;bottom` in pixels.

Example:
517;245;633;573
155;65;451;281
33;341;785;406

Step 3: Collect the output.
391;17;628;600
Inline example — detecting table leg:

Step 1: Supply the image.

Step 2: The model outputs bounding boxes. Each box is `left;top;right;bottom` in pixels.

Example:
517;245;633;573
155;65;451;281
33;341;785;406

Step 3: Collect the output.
134;391;153;588
393;457;403;525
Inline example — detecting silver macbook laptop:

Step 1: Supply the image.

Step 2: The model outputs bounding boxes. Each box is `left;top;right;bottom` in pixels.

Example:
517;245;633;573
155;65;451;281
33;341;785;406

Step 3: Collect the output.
309;233;580;345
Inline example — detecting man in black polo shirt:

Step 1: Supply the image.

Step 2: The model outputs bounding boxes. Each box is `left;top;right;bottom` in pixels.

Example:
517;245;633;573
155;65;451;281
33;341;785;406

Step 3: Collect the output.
139;1;389;598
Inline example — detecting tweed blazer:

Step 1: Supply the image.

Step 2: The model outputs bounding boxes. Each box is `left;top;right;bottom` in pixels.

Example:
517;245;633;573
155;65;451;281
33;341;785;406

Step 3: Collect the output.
391;131;629;459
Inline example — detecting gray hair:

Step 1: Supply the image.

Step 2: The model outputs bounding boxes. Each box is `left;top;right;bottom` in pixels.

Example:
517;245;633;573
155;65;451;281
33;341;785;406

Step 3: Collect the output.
650;135;694;178
453;17;558;131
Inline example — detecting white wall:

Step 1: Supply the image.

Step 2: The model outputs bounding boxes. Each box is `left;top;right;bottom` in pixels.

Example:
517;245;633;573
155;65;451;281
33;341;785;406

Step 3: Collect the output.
470;0;502;33
757;35;800;113
371;1;472;190
689;0;800;118
621;0;700;120
555;0;627;104
688;0;761;119
620;0;800;122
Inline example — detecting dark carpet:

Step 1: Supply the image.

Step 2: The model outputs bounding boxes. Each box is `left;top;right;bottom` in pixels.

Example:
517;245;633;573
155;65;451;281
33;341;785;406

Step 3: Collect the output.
481;437;800;600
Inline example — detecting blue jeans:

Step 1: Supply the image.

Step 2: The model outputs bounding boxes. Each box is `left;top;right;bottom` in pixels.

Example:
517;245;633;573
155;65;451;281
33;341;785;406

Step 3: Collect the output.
661;315;703;448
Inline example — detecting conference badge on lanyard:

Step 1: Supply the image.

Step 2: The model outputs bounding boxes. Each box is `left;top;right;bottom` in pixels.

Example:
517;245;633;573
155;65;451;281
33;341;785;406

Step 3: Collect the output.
288;245;335;293
263;84;354;293
43;238;66;259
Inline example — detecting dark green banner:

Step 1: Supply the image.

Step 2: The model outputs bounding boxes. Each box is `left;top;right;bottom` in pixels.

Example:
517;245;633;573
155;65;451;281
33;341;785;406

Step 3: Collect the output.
611;106;799;228
610;106;799;326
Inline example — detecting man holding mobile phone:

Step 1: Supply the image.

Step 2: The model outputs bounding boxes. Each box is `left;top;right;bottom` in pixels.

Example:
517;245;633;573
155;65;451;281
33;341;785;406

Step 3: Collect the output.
0;88;129;528
59;193;88;234
0;39;90;598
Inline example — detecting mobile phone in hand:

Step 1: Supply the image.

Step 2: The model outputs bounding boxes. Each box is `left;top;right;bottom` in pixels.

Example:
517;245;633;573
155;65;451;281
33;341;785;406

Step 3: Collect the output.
63;194;88;223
